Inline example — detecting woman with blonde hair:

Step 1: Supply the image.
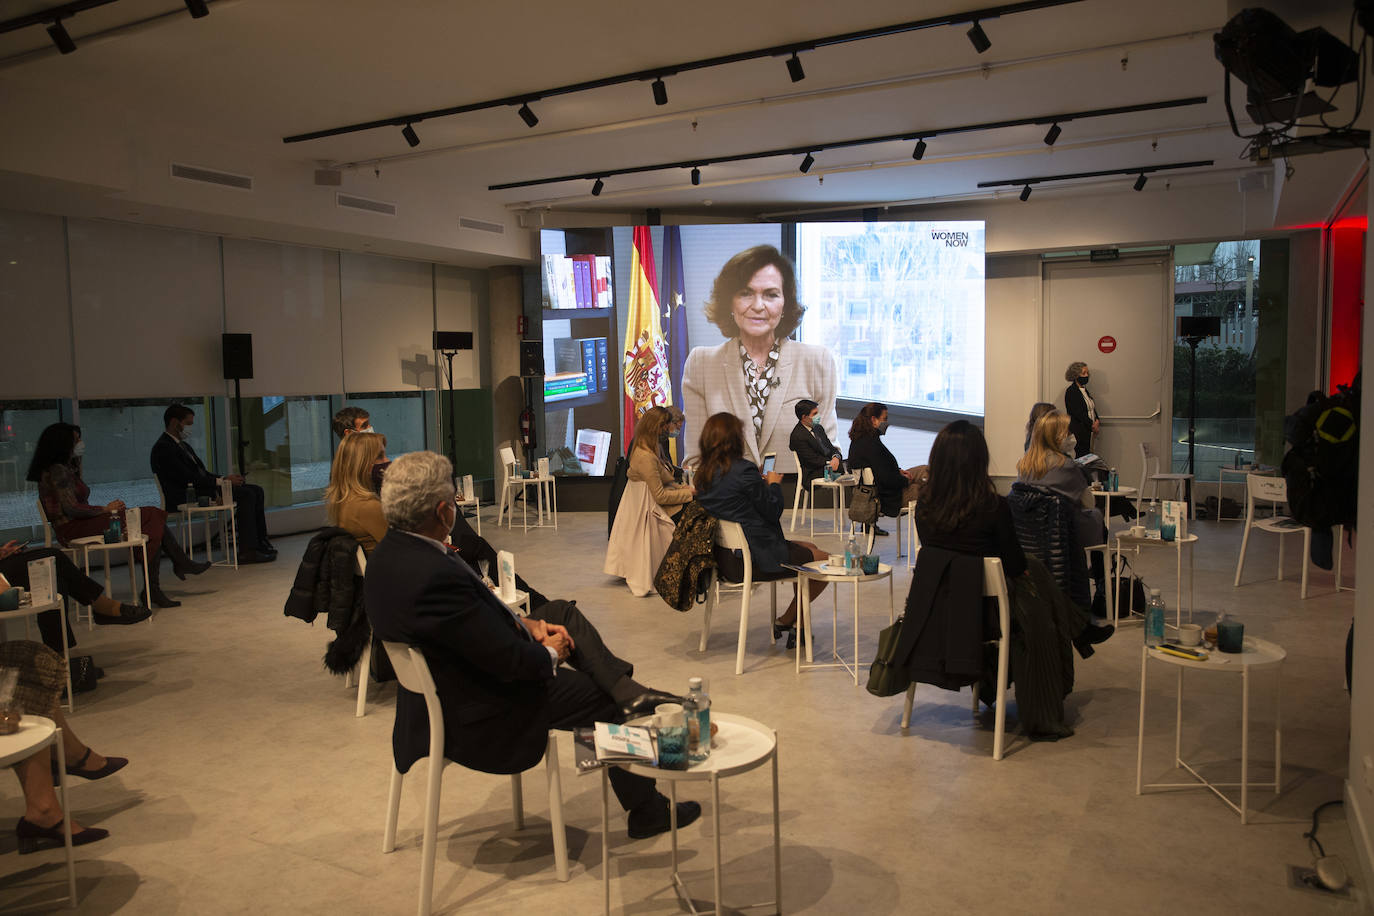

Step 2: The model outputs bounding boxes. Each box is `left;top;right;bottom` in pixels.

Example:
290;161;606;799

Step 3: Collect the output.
1017;410;1105;575
326;432;388;552
627;407;693;520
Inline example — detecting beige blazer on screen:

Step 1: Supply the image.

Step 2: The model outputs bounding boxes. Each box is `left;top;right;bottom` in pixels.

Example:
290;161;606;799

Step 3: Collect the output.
681;337;838;472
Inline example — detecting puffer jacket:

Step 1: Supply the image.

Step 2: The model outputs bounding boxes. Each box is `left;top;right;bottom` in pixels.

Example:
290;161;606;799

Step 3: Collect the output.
283;527;370;674
1006;483;1090;610
653;501;718;612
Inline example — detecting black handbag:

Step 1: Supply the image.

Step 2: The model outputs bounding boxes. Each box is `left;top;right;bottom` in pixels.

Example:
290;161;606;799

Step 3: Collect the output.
866;615;911;696
848;480;880;526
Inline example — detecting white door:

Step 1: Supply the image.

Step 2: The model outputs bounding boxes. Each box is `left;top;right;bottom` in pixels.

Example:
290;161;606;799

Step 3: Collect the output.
1042;257;1173;496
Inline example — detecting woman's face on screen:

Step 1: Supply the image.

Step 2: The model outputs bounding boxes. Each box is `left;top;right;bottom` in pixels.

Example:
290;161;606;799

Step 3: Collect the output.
731;265;786;340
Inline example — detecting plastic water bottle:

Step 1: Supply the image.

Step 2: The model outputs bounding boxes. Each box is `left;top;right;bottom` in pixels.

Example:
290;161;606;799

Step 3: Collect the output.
1108;467;1119;491
1145;500;1161;538
844;533;858;570
684;676;711;763
184;483;196;509
1144;589;1165;647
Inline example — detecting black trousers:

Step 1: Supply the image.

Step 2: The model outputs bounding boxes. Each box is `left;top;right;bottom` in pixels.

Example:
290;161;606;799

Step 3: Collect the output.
531;599;633;697
449;512;550;610
232;483;269;551
0;547;103;654
546;668;656;812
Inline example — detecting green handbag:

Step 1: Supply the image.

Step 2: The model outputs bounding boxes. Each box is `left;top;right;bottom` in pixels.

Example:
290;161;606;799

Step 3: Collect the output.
866;615;911;697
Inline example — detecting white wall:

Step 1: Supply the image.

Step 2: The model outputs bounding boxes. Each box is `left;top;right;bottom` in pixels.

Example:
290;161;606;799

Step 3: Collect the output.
985;255;1041;478
0;210;74;398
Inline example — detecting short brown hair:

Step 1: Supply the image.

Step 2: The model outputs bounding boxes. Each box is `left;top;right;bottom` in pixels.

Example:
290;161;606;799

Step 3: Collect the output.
631;406;672;454
704;245;806;339
695;413;745;493
1065;361;1089;383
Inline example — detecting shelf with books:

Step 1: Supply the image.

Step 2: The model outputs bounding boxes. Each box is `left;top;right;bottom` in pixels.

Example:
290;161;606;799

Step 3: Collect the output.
543;307;614;321
544;389;610;412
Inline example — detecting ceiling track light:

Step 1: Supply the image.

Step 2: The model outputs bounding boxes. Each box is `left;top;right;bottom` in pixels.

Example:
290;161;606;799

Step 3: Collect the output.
1134;173;1147;191
591;178;604;196
46;19;76;54
786;53;805;82
517;102;539;128
912;138;927;160
967;20;991;53
401;123;419;147
651;77;668;106
690;167;701;185
977;159;1214;192
184;0;209;17
1019;184;1032;201
1043;122;1062;145
799;152;815;173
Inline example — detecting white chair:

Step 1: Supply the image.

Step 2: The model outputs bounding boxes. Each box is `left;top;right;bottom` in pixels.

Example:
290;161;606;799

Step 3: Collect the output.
699;519;780;676
344;546;373;717
495;446;519;526
901;556;1012;761
603;480;675;596
1233;473;1342;599
1138;441;1193;518
456;473;480;536
380;642;568;916
788;450;810;532
902;500;919;568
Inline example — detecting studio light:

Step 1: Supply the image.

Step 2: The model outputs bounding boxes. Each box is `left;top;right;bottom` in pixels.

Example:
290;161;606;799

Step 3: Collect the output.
1133;173;1147;191
799;152;815;173
591;178;604;196
787;53;805;82
518;103;539;128
912;139;927;160
652;78;668;106
46;19;76;54
184;0;209;17
1020;184;1032;201
1043;123;1062;145
967;21;991;54
690;167;701;186
401;123;419;148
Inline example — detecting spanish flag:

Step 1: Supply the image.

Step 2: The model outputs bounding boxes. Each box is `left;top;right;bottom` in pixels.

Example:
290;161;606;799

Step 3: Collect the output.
622;226;673;449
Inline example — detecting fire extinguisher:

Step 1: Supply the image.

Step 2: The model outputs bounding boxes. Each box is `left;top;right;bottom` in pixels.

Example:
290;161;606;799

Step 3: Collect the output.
520;406;536;451
516;314;529;335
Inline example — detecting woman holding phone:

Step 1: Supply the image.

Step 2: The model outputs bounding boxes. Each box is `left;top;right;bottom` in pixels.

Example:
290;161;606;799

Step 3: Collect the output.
693;413;827;647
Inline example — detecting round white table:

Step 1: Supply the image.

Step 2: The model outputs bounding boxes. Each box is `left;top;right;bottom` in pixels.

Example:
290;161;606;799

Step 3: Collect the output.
1092;485;1137;539
1112;532;1197;629
505;474;558;532
1135;636;1285;824
807;474;856;538
602;713;779;916
794;560;895;685
177;498;239;567
0;715;77;907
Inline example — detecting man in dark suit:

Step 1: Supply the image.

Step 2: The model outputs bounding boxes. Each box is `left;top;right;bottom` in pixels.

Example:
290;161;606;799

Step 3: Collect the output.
788;398;842;488
149;404;275;563
363;450;699;839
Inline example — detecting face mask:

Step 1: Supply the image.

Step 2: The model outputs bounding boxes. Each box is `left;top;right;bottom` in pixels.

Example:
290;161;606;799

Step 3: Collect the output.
1077;375;1089;387
876;420;890;435
71;441;86;458
1063;434;1077;454
803;413;816;428
179;424;193;441
360;426;375;434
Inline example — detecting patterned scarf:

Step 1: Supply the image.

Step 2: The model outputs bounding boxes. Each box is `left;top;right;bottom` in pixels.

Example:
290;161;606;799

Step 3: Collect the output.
738;340;781;445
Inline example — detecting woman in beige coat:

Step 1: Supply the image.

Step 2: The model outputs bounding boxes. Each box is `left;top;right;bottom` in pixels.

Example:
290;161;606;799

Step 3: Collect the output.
627;407;693;521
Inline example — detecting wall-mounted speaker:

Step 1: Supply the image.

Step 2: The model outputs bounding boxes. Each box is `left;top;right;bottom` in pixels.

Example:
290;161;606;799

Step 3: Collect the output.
222;333;254;380
433;330;474;350
520;341;543;377
1177;316;1222;339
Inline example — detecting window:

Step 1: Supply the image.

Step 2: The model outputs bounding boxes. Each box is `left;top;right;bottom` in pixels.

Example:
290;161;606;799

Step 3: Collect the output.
0;399;66;542
232;395;334;508
77;397;217;511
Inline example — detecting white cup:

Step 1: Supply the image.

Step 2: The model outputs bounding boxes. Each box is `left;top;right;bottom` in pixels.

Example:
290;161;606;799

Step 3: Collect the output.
827;554;844;568
1177;624;1203;646
655;703;684;728
1130;525;1145;538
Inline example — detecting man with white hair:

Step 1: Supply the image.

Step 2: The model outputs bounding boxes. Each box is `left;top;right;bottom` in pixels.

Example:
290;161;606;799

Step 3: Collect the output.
364;450;699;839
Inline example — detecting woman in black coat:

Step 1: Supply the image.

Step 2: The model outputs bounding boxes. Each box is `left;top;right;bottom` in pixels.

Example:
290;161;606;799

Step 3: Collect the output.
1062;361;1098;459
845;402;925;522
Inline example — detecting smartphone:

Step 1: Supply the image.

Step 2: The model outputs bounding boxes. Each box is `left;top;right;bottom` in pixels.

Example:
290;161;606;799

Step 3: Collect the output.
761;452;776;475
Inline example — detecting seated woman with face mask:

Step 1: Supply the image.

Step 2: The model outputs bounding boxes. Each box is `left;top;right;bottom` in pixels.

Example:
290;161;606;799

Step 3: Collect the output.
1016;410;1105;554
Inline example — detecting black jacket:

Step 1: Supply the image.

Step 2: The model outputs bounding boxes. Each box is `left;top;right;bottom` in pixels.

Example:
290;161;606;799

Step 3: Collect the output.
283;527;370;675
1006;483;1090;610
847;434;907;518
788;421;841;487
364;529;554;775
695;459;788;574
898;547;987;690
1064;384;1094;459
150;432;218;509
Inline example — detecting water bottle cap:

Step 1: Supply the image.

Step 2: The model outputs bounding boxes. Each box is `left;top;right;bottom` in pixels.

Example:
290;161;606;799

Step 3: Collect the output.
1149;588;1161;597
688;676;702;688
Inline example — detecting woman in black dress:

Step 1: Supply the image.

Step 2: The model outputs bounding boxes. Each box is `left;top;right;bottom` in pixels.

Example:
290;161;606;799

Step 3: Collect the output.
1062;361;1097;459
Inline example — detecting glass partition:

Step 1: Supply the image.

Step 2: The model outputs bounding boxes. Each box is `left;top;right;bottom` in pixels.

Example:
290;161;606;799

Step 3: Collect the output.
0;399;66;542
231;395;335;508
77;397;217;511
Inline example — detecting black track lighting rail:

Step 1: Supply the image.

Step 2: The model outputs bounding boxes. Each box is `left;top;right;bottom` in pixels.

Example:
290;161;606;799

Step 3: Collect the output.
486;97;1208;192
0;0;119;35
978;159;1214;188
282;0;1086;145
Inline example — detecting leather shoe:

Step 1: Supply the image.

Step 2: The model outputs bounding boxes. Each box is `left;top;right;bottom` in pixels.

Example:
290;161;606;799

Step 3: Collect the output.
237;550;276;564
619;690;682;722
16;817;109;854
872;525;890;536
51;748;128;784
627;798;702;840
93;603;152;626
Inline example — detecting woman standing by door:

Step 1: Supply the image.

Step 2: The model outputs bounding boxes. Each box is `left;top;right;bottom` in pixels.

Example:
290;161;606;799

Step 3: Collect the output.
1063;361;1098;460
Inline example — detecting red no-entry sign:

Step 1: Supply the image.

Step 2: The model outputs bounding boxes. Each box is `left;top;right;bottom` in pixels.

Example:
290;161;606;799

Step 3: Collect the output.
1098;335;1117;354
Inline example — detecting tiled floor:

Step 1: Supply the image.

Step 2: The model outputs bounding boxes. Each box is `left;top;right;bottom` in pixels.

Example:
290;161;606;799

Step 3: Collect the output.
0;508;1363;914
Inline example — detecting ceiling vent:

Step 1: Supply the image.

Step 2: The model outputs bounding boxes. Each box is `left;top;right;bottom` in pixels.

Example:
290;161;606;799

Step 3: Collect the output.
459;216;505;234
337;193;396;216
170;162;253;191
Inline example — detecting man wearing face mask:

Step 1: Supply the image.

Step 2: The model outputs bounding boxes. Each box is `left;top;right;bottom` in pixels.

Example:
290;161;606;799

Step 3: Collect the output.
1063;362;1098;460
788;398;842;489
333;406;390;492
845;402;927;528
150;404;275;564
